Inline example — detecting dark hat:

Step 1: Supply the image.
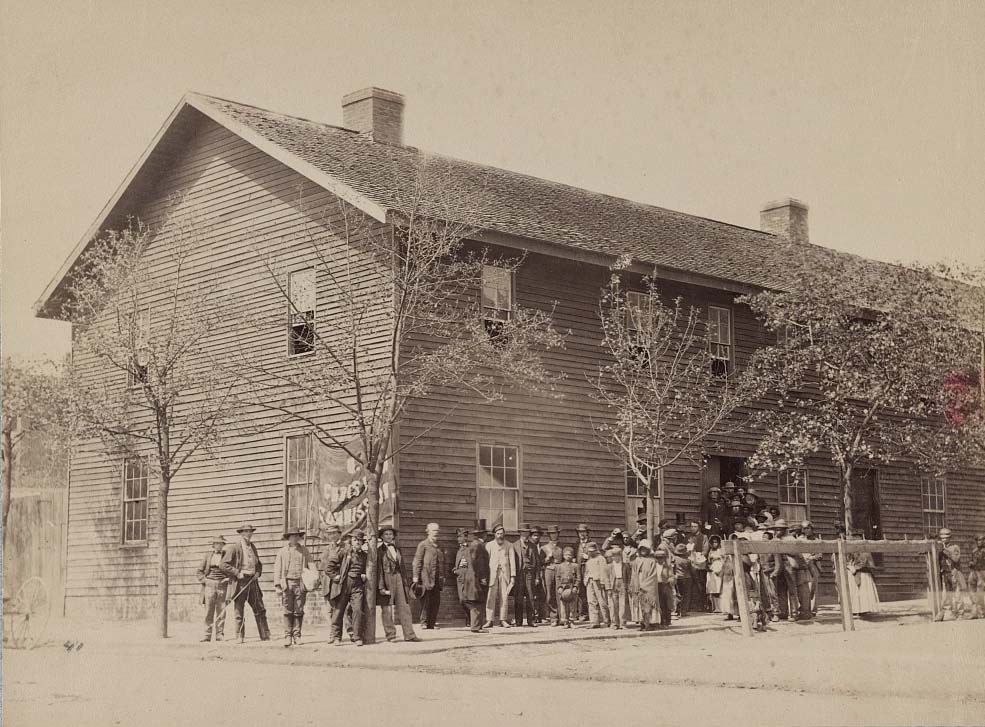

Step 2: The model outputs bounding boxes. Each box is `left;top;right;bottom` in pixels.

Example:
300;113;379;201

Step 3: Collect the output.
576;523;590;533
282;527;305;539
378;525;397;537
546;525;561;534
674;543;688;555
456;527;470;537
472;523;488;536
636;515;648;525
236;523;256;534
211;534;226;544
350;529;366;541
527;525;542;535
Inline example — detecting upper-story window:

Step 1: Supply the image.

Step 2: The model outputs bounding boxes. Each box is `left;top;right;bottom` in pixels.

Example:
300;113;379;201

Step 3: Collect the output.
481;265;513;339
708;305;732;376
127;308;150;388
288;268;316;356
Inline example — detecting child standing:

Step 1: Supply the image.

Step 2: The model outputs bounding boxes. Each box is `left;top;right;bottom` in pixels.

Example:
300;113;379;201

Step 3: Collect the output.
631;540;659;630
555;547;580;628
706;535;724;613
604;547;631;629
583;542;611;628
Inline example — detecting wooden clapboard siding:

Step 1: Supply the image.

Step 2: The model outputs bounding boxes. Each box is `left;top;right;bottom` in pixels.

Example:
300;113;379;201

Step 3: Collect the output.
64;115;391;618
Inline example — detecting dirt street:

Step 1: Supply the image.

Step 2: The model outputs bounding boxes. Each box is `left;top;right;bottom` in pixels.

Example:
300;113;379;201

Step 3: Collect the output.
3;618;983;726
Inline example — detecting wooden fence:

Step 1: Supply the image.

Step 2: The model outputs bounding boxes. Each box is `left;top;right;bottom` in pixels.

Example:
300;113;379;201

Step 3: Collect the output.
2;489;67;613
728;538;936;638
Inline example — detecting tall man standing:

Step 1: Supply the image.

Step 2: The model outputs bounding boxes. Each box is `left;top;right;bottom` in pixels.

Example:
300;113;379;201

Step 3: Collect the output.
377;525;420;643
484;524;517;628
513;525;542;627
196;535;229;642
413;522;445;630
575;524;592;621
325;529;368;645
453;528;473;626
456;526;490;632
273;527;311;647
541;526;564;626
220;523;270;643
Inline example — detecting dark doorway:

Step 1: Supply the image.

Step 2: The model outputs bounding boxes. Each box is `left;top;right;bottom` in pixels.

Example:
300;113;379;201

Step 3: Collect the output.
701;456;749;499
849;468;882;540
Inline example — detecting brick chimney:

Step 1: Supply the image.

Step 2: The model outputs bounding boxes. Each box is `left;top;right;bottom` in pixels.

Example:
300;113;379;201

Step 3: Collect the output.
341;87;405;145
760;198;809;245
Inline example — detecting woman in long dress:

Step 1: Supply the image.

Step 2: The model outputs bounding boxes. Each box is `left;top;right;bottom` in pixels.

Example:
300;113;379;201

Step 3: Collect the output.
846;533;881;617
719;535;737;620
706;535;725;612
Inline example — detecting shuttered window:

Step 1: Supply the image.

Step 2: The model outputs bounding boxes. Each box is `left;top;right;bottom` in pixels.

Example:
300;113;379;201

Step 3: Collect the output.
477;444;519;532
285;434;312;530
778;469;809;523
288;268;316;356
122;457;149;543
920;476;946;536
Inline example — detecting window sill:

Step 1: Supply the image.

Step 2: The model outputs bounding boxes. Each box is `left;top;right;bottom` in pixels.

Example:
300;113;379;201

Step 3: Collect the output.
287;350;317;359
120;541;149;550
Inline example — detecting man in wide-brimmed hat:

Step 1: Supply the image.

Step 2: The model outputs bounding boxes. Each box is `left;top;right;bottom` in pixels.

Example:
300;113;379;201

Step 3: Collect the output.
377;525;421;642
540;525;563;626
196;534;229;642
273;527;311;647
454;525;490;633
325;528;368;645
220;523;270;643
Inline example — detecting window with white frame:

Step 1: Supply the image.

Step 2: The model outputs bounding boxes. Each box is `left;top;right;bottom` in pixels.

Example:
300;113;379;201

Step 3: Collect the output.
122;456;149;543
920;475;946;535
285;434;312;530
477;444;519;532
708;306;732;376
127;308;150;388
288;268;316;356
625;464;660;531
481;265;513;338
778;469;808;523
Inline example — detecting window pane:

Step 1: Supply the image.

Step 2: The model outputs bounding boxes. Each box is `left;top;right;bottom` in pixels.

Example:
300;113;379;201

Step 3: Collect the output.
478;465;493;489
479;445;491;467
504;467;517;488
289;268;316;312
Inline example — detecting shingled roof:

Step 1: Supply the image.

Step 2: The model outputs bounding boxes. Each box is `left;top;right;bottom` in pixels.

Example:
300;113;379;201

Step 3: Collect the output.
192;94;812;292
37;91;923;318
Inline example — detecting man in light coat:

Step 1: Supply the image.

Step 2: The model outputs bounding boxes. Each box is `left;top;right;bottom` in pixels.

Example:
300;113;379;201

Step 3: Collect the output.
219;523;270;643
412;522;445;630
484;524;517;627
273;527;311;647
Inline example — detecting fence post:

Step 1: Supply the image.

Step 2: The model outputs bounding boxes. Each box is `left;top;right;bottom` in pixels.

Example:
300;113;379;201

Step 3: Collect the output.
929;540;942;621
835;539;854;632
731;539;754;637
925;548;938;621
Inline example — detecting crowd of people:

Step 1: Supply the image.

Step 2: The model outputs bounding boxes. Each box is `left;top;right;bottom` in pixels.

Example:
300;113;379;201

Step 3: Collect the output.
194;481;985;645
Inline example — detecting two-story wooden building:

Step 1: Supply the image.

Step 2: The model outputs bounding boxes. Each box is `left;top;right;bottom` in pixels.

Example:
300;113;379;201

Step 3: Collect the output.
37;88;983;620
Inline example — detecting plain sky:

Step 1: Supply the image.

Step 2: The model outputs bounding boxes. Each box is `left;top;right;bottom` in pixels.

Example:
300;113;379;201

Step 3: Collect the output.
2;0;983;362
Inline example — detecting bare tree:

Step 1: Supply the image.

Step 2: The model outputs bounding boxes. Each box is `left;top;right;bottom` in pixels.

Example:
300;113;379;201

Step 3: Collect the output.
66;203;236;638
1;357;72;546
590;262;753;541
741;250;976;532
232;156;564;644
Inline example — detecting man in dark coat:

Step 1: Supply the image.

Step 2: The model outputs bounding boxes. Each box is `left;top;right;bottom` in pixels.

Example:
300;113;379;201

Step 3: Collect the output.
453;527;473;625
377;526;420;642
540;525;564;626
219;523;270;643
325;528;368;645
412;522;445;629
513;525;542;627
701;486;729;536
456;526;490;632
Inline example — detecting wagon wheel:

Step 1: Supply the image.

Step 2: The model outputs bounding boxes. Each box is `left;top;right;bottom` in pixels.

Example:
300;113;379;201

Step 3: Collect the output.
8;577;50;649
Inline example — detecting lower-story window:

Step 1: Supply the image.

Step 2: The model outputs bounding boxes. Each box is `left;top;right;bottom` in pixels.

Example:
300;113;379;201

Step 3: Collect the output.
920;475;946;536
626;465;660;531
477;443;519;532
122;456;149;544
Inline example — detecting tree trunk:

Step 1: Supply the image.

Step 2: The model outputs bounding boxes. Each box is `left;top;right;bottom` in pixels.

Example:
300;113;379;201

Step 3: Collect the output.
841;463;853;534
157;474;170;639
2;428;13;548
362;467;381;645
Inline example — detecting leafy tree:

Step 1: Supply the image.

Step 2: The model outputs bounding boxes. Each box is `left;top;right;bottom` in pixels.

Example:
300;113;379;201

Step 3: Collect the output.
1;358;72;545
66;203;236;638
741;248;976;532
233;158;564;644
590;261;753;540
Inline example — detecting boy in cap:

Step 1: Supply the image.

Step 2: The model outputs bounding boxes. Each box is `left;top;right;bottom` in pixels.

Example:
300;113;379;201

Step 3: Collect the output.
583;542;610;627
555;546;580;628
273;527;311;647
603;546;630;628
220;523;271;643
541;526;564;626
325;529;368;645
196;534;229;642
